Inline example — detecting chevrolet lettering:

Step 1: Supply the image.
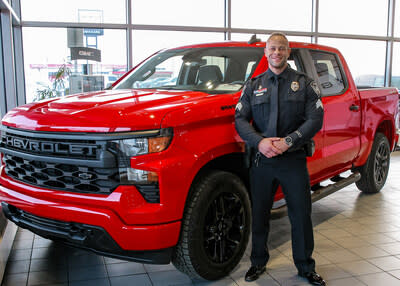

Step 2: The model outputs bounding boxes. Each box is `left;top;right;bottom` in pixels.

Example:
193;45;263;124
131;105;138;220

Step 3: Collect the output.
1;135;97;156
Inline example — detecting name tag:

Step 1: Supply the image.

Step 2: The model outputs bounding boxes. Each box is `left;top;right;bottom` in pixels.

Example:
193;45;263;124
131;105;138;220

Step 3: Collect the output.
254;87;267;96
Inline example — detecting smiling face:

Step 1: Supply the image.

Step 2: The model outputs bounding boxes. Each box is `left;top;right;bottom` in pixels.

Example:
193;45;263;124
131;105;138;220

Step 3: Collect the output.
265;34;291;74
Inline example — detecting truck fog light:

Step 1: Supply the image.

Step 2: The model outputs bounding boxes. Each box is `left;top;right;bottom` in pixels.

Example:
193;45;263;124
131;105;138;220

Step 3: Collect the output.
121;168;159;184
126;168;147;182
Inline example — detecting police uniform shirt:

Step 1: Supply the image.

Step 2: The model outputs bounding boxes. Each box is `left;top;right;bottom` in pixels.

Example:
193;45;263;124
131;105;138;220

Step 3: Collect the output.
235;66;324;151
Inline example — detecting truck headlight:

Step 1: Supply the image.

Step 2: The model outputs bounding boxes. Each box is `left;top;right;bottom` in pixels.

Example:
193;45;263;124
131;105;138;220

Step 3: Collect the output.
117;136;172;157
112;128;172;184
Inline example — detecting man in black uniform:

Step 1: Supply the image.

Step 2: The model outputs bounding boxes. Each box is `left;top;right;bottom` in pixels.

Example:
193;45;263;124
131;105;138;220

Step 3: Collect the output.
235;32;325;285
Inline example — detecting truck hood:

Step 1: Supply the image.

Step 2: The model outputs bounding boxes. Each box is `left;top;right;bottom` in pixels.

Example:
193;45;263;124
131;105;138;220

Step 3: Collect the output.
2;89;207;132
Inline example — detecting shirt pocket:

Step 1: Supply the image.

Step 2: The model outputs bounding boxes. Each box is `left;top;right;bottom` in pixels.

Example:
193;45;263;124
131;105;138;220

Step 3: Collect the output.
285;89;306;116
252;92;270;104
287;87;305;101
251;92;270;130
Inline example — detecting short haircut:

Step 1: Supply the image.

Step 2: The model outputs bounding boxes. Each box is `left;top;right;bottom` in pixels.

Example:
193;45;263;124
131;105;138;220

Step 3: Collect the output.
267;32;289;46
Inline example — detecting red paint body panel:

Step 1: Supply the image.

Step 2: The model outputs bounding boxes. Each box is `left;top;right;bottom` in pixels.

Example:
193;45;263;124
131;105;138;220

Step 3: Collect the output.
0;40;398;256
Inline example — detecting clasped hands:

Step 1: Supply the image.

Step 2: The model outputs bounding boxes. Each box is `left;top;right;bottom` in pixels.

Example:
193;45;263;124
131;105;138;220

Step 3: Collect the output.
258;137;289;158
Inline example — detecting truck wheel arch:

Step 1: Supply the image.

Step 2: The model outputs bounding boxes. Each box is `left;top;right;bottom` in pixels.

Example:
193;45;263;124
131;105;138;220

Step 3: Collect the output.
184;151;250;207
355;118;395;167
376;119;395;151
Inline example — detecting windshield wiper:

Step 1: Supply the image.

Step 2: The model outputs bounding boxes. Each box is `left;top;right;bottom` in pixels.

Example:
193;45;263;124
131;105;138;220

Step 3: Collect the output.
154;86;181;90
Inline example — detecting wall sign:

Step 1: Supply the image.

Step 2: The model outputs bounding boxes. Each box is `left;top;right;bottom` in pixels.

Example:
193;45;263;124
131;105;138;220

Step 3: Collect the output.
70;47;101;62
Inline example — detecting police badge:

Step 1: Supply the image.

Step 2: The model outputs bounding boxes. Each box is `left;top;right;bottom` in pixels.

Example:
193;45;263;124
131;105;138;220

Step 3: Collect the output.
291;81;300;92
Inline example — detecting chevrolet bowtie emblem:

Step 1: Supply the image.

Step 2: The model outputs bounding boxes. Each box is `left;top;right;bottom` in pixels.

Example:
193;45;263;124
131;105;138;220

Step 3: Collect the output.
78;172;93;180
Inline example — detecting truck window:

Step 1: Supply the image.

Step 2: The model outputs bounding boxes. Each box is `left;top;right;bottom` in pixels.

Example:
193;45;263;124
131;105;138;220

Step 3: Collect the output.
310;50;345;96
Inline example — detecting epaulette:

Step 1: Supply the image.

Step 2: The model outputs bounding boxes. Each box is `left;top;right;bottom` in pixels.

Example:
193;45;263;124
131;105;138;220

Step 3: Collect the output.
252;71;268;80
291;68;307;78
294;68;314;81
243;72;264;88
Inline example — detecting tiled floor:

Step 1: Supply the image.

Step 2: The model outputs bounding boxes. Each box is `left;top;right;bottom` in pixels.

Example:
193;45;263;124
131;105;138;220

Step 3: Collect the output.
2;151;400;286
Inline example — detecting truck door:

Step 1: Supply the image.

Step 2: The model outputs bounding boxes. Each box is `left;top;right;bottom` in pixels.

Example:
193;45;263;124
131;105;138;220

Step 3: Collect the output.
308;50;361;177
290;49;325;183
276;49;324;198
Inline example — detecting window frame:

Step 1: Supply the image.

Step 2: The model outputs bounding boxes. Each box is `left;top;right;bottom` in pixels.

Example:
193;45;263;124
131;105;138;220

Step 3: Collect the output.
306;49;349;97
287;48;305;73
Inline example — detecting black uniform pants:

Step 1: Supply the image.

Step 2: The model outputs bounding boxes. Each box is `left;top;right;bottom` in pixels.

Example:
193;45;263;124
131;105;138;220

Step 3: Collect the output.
250;150;315;275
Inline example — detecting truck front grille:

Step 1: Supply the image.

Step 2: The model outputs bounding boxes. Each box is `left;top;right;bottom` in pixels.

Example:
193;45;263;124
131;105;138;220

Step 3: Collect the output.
4;153;119;194
0;128;120;195
0;127;161;202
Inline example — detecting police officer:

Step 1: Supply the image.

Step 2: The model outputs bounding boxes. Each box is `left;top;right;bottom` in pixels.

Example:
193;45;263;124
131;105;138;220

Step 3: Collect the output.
235;32;325;285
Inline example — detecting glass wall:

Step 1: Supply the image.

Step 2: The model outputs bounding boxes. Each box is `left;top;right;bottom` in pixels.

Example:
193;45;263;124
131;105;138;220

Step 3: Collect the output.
21;0;126;23
23;27;127;103
12;0;400;104
231;33;312;43
318;38;387;87
231;0;312;32
131;0;224;27
132;31;223;65
393;43;400;88
319;0;388;36
395;0;400;37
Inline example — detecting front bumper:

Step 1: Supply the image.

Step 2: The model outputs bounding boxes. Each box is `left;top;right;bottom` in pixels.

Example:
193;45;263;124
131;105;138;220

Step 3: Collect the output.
2;202;173;264
0;183;181;264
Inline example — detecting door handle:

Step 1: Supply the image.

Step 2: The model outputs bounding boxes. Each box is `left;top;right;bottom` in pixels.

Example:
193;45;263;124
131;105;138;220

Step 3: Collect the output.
349;104;359;111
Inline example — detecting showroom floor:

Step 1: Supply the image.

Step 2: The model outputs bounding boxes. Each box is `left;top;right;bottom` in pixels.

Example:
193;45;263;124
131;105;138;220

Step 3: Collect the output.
2;151;400;286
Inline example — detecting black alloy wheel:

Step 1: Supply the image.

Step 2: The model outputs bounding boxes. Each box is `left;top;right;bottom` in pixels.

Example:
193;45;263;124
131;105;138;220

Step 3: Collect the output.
373;138;390;187
203;192;246;264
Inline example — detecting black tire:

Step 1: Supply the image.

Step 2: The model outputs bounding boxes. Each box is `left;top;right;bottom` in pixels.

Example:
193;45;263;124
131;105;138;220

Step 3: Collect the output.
172;170;251;280
356;132;390;193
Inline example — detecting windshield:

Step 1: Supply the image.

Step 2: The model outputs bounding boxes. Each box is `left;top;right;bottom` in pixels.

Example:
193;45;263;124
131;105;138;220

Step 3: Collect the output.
113;46;264;94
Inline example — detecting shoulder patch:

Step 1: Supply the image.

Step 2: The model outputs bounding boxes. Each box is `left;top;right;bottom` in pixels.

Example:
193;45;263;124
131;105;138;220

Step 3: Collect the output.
316;99;323;110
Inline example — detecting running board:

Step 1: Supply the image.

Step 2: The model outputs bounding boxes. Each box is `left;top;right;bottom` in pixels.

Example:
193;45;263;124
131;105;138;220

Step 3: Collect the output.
270;171;361;219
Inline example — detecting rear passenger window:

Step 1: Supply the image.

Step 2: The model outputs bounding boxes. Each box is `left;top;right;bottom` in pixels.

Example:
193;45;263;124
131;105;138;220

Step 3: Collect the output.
310;51;345;96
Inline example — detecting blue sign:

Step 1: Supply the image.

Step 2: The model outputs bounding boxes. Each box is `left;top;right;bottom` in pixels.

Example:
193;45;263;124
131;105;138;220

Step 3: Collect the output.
84;28;104;36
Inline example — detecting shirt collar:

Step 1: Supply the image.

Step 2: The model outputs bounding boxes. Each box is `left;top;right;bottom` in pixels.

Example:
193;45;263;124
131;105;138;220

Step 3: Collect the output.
266;66;290;80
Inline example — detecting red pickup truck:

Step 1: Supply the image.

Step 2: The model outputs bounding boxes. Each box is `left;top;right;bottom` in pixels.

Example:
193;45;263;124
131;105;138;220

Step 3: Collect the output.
0;38;399;280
